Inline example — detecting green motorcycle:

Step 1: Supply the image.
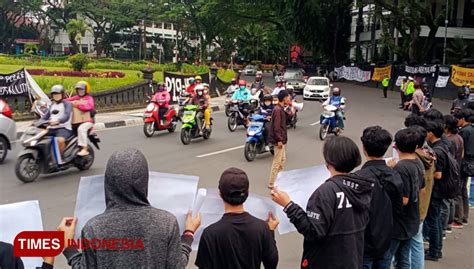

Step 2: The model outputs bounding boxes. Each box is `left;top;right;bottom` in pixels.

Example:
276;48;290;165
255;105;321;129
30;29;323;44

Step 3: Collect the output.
180;104;212;145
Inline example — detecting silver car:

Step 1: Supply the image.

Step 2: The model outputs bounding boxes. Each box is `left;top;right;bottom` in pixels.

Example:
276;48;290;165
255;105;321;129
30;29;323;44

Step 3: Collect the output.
0;99;17;163
242;65;257;76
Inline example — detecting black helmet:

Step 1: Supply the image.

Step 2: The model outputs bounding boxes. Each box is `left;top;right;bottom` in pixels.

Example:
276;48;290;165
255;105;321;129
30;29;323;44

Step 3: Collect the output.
263;94;273;102
51;85;65;95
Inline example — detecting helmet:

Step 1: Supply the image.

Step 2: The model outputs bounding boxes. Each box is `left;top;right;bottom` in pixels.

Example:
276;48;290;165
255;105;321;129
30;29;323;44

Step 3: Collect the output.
458;88;466;99
238;80;246;86
189;78;195;84
332;87;341;96
195;75;202;81
157;82;166;91
231;78;237;84
51;85;65;95
263;94;273;102
75;81;91;94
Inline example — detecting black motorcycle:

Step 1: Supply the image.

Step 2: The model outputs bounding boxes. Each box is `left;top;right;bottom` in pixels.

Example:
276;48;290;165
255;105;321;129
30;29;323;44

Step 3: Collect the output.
15;120;100;183
227;101;253;132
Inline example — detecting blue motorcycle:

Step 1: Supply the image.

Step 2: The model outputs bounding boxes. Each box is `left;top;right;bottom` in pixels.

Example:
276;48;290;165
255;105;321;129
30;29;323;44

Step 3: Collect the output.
244;114;274;161
319;105;341;140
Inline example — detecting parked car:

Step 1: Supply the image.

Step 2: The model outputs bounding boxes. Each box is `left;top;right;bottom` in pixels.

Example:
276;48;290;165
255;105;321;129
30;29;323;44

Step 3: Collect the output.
0;99;17;163
284;69;306;93
303;76;332;100
242;65;258;76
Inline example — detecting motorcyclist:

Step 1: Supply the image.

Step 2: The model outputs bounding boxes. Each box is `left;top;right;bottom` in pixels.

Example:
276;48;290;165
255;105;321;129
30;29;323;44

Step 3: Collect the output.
42;85;73;163
67;81;95;156
195;75;202;85
272;78;286;96
451;87;470;113
186;77;196;95
322;87;346;130
190;84;211;135
251;71;265;90
226;78;239;95
258;94;274;151
152;82;171;126
232;80;252;102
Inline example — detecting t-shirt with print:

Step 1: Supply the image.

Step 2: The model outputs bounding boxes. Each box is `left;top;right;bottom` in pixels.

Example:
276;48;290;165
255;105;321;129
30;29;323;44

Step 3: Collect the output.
393;159;425;240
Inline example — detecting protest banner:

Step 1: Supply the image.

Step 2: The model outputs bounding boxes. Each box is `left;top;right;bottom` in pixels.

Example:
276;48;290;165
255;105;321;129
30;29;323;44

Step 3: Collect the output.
74;172;199;237
372;65;392;81
0;201;43;269
436;75;450;88
334;66;371;82
274;165;330;234
451;65;474;88
405;65;437;74
395;75;407;87
164;72;210;101
0;69;29;97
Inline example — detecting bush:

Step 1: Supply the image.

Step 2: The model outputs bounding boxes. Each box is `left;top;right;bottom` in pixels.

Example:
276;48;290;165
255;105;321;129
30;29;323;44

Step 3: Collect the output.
217;68;236;83
68;54;90;71
26;69;125;78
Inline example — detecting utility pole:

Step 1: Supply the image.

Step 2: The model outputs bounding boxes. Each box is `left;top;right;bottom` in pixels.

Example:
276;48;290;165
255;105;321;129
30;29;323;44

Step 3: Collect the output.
443;0;448;64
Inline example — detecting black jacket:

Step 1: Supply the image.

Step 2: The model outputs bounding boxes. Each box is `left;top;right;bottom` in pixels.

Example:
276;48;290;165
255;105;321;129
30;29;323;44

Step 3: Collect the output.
284;174;374;269
356;160;404;260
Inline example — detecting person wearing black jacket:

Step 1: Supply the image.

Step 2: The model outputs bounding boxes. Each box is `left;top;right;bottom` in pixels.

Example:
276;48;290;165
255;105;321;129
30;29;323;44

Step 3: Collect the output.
271;136;374;269
358;126;404;268
196;168;279;269
0;241;54;269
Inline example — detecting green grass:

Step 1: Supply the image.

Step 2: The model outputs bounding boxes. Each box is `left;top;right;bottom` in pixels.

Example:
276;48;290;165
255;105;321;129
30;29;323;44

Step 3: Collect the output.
0;64;167;93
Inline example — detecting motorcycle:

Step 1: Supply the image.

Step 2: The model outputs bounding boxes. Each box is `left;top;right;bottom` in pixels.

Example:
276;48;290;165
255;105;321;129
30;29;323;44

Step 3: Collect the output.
227;101;251;132
143;96;178;137
15;120;101;183
286;97;303;129
319;104;341;140
180;104;213;145
224;87;238;117
178;92;191;120
244;114;274;161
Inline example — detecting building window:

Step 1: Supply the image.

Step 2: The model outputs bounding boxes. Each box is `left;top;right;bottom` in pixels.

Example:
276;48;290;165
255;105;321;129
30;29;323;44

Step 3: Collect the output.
164;23;172;30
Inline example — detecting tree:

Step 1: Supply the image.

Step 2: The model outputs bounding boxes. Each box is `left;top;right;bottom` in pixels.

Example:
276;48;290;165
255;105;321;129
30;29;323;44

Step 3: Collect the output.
66;18;90;53
447;36;469;63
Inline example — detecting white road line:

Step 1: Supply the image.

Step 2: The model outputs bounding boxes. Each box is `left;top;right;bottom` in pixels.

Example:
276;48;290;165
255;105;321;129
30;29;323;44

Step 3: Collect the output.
196;145;244;158
310;122;320;126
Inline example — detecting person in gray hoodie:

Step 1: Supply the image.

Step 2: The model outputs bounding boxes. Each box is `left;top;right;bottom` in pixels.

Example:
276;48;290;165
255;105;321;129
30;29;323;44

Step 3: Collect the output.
58;148;201;268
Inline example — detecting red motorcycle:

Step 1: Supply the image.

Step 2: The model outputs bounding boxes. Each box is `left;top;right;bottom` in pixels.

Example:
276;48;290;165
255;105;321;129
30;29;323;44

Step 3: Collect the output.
143;96;178;137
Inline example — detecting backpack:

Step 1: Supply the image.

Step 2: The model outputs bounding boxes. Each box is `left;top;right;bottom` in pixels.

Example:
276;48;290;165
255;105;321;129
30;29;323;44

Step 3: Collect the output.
434;145;462;199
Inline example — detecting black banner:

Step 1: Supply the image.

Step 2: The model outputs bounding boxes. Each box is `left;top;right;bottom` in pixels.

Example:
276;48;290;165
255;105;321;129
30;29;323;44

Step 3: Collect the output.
164;71;210;101
0;69;28;96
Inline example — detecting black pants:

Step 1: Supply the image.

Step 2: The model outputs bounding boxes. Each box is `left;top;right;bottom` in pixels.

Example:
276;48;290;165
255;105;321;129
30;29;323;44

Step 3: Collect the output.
400;92;405;107
158;107;168;121
383;86;388;98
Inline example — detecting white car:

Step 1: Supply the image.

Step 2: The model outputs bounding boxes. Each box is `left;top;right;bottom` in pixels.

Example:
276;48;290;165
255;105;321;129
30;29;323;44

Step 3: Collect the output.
0;99;17;164
242;65;257;76
303;77;332;100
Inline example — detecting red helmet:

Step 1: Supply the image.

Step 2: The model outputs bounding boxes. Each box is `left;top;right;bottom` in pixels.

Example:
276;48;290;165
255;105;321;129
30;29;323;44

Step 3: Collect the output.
239;80;246;86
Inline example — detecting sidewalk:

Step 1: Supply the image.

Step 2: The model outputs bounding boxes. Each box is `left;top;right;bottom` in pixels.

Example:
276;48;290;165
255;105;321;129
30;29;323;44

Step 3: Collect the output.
16;96;227;136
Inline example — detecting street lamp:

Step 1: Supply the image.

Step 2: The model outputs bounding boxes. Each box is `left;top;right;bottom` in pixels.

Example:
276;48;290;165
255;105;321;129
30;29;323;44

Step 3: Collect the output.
442;0;448;65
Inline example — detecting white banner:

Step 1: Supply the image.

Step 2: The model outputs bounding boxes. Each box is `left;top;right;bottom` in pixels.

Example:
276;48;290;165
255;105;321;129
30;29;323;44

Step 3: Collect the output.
74;172;199;237
395;76;407;87
274;165;330;234
0;201;43;269
435;75;450;88
405;65;437;74
334;66;371;82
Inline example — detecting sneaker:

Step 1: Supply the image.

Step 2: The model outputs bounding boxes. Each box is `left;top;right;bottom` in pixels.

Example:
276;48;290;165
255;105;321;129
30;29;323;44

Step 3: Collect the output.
446;227;453;233
264;145;270;152
462;220;468;225
442;234;446;240
452;222;464;229
198;131;203;136
77;149;89;156
425;254;439;262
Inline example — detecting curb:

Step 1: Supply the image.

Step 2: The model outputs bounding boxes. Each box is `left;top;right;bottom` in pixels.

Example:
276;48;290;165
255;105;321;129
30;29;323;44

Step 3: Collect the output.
16;105;223;139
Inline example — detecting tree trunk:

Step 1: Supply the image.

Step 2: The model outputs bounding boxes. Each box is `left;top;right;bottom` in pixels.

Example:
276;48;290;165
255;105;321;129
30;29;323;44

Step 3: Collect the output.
333;9;340;64
355;4;363;62
370;5;377;61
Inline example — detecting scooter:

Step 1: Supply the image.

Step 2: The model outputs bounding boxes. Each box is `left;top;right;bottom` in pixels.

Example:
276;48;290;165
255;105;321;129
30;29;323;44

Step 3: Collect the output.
244;114;274;161
224;87;238;117
227;101;250;132
15;120;100;183
286;97;303;129
143;96;178;137
178;92;191;120
319;104;341;140
180;104;213;145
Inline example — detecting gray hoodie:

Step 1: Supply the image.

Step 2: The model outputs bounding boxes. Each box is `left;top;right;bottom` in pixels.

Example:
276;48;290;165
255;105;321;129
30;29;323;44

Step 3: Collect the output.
63;149;193;268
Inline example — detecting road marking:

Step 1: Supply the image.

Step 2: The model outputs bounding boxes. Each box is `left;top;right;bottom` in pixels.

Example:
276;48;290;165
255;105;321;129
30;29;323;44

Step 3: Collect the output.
196;145;244;158
310;121;320;126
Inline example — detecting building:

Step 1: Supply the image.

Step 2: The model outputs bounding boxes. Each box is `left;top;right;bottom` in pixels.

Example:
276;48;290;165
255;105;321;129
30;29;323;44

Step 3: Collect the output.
349;0;474;63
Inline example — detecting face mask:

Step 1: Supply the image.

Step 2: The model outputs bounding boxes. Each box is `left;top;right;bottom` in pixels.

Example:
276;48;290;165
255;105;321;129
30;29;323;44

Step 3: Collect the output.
77;89;86;96
197;91;203;96
264;102;272;106
333;93;340;96
240;86;246;90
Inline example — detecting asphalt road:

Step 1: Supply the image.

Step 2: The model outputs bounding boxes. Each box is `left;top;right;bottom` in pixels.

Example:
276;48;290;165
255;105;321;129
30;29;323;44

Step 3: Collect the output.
1;74;472;269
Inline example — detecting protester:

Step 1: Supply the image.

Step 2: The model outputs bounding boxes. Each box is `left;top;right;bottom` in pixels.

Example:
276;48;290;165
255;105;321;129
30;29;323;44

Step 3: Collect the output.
58;148;201;268
404;77;415;110
268;90;290;189
271;136;374;269
195;168;279;269
451;88;470;113
383;128;425;268
410;83;425;116
0;241;54;269
455;109;474;226
443;115;464;230
382;75;390;98
358;126;404;268
424;121;452;261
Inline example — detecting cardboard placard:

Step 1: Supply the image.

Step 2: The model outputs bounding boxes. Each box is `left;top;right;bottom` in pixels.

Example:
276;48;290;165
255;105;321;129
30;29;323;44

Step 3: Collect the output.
72;106;91;124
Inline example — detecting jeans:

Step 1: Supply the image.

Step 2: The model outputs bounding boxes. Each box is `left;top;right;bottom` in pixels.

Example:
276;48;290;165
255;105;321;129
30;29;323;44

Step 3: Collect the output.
336;110;344;129
410;222;424;269
455;176;470;222
426;197;443;257
363;259;384;269
379;239;412;269
441;199;455;229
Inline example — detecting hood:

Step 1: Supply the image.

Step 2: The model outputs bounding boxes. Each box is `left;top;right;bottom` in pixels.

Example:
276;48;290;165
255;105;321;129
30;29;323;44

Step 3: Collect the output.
416;149;435;170
330;173;374;212
104;148;150;210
